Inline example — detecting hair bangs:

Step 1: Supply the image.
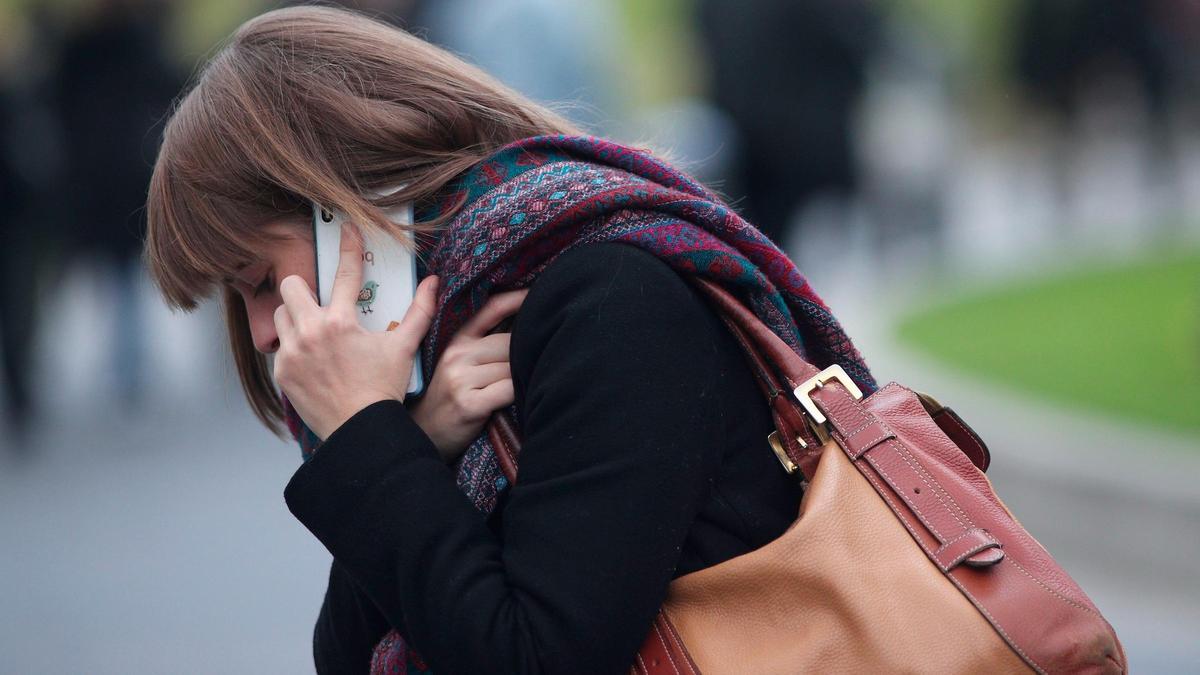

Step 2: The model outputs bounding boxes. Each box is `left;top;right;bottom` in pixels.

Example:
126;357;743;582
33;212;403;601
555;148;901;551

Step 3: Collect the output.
144;4;583;436
145;83;308;311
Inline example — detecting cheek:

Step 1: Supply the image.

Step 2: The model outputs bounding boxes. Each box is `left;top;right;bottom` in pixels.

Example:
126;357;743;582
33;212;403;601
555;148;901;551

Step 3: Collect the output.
244;294;283;342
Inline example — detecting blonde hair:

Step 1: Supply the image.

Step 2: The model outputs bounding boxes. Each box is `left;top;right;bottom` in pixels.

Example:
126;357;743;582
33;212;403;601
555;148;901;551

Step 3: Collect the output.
145;5;580;436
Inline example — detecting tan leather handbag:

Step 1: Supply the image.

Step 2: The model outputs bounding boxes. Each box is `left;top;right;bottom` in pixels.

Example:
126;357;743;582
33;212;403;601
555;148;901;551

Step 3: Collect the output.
488;278;1126;674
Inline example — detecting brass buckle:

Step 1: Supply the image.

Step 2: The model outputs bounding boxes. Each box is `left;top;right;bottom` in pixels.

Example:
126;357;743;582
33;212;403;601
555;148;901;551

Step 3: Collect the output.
767;431;806;475
793;365;864;438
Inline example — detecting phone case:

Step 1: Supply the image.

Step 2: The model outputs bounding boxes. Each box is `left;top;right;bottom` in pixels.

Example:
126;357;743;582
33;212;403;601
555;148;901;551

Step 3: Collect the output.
312;193;425;396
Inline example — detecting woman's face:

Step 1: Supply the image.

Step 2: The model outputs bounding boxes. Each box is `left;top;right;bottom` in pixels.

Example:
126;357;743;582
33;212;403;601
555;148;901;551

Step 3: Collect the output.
225;219;315;354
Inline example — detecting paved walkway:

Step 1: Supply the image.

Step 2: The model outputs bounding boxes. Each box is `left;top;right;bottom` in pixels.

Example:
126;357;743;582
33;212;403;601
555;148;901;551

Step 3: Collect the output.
0;392;327;674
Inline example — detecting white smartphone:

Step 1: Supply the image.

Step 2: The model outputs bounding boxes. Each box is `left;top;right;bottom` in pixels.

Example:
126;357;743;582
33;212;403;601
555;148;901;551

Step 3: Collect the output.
311;188;425;396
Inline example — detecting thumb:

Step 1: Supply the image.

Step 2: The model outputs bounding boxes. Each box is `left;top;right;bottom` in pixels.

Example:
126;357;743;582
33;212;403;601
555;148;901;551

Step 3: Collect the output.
388;275;440;355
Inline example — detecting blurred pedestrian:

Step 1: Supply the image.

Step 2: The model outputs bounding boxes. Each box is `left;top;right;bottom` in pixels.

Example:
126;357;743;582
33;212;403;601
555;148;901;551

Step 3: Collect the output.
697;0;880;248
0;82;38;442
1014;0;1172;121
0;6;62;446
49;0;183;406
1011;0;1200;235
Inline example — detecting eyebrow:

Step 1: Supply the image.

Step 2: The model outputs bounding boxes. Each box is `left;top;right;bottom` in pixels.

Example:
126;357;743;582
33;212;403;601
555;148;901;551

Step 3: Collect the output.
221;263;253;286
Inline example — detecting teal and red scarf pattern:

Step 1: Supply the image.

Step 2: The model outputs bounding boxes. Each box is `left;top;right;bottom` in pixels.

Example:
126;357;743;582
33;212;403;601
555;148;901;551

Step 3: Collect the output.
281;135;876;674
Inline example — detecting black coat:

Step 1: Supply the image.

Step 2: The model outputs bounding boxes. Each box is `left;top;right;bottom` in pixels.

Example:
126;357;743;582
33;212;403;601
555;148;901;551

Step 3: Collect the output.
285;241;804;674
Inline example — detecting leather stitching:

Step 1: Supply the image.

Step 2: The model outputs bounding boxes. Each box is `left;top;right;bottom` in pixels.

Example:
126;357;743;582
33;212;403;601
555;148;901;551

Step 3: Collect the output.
1006;556;1098;616
938;527;993;550
839;388;877;430
890;438;973;531
653;618;678;675
847;427;892;457
947;574;1048;675
891;438;971;529
823;387;873;436
860;463;940;562
660;609;698;675
833;386;973;543
849;383;1043;672
841;415;878;437
818;386;894;456
849;383;1053;674
652;618;683;675
866;443;949;541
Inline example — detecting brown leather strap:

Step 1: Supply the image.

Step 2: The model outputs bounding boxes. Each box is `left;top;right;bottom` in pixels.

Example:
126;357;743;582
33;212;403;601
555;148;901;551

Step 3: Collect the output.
486;276;985;494
629;610;700;675
690;277;1004;569
708;307;821;476
484;277;832;482
486;409;521;483
687;279;823;387
810;380;1004;570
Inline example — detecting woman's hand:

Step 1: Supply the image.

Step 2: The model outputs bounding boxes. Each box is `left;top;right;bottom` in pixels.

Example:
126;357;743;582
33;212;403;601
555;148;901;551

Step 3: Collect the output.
409;288;529;463
273;222;439;441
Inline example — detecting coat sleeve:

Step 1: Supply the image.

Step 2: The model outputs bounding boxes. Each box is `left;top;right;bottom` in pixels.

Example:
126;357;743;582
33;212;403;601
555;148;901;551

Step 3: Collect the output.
284;241;735;674
311;559;393;674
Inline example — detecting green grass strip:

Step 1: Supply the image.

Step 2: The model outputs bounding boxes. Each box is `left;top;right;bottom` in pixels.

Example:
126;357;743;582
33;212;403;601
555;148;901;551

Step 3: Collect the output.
896;250;1200;436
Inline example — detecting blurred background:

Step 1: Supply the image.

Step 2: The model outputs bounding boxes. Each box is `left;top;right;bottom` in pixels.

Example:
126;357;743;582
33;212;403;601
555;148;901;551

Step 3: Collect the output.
1;0;1197;672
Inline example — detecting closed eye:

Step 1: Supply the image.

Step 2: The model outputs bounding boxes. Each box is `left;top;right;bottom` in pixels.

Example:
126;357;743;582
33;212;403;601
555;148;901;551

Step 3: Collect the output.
252;272;274;298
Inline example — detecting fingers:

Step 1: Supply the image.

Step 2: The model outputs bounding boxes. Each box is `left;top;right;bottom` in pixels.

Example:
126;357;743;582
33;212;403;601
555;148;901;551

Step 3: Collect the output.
273;302;295;342
279;274;318;322
330;222;365;315
464;361;511;389
388;275;439;354
473;377;515;411
459;288;530;339
465;332;511;365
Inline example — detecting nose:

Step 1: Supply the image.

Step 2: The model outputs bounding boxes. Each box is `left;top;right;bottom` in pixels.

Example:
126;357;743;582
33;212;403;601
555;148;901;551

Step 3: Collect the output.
248;302;281;354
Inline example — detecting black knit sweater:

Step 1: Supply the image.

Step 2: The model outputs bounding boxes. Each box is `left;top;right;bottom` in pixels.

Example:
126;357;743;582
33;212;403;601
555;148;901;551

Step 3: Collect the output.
284;241;804;674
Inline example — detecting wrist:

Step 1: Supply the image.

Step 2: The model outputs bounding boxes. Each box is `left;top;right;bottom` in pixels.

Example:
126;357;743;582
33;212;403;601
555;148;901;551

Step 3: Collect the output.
324;394;400;441
407;399;452;462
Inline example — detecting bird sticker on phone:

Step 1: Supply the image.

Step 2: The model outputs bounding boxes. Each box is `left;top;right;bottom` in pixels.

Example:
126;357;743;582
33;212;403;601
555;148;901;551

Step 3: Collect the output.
311;188;424;395
357;279;380;314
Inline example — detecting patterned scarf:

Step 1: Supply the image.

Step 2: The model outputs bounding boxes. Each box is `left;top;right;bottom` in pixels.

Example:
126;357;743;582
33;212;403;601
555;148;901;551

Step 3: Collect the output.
281;134;876;674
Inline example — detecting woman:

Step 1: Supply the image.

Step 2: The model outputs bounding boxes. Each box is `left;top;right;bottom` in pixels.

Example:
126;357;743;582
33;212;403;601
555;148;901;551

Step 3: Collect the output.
144;6;874;674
